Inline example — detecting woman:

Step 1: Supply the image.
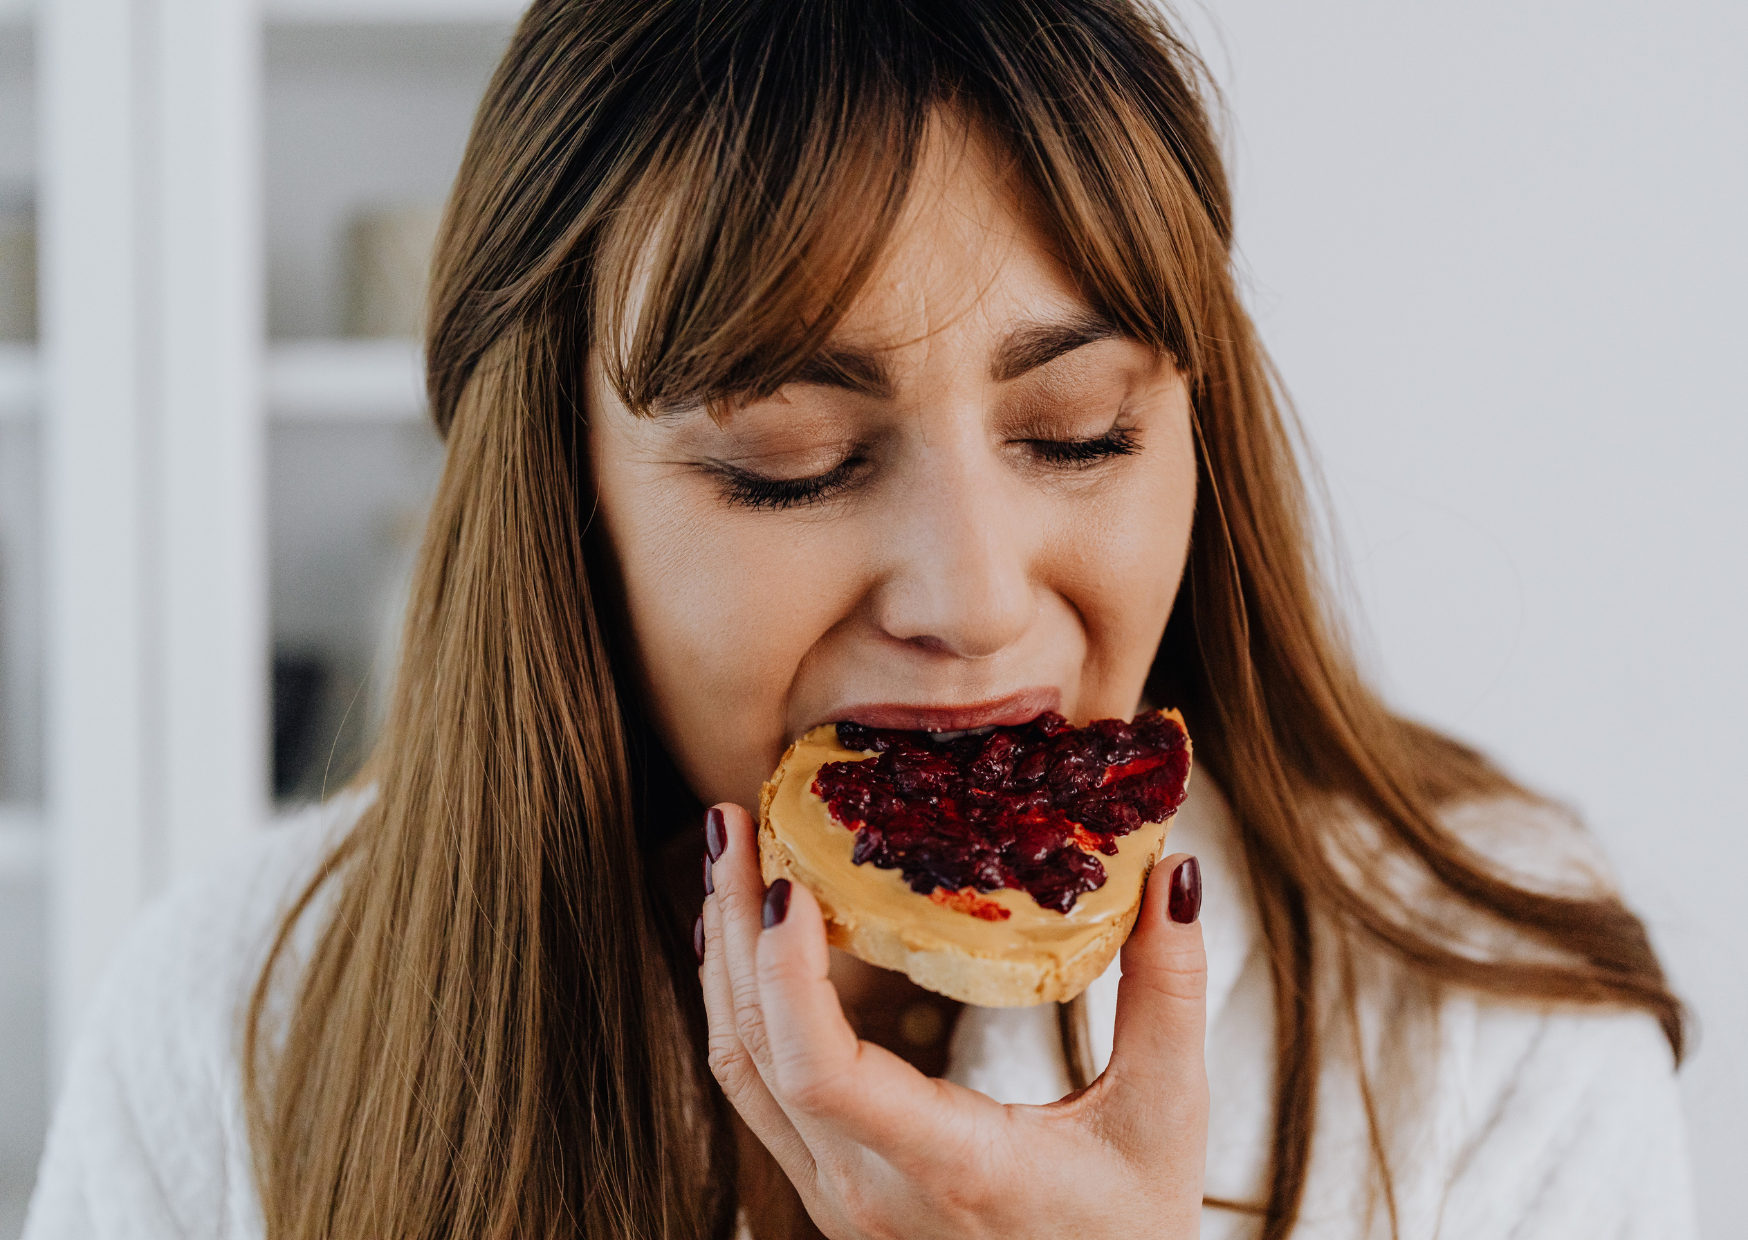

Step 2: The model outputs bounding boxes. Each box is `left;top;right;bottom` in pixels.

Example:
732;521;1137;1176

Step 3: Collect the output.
27;1;1692;1237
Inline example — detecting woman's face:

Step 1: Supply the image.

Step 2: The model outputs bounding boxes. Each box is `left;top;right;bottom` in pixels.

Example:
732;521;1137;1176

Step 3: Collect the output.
589;125;1197;817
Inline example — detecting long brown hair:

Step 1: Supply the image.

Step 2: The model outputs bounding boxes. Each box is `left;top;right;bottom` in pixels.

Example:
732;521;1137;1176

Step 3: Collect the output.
245;2;1683;1237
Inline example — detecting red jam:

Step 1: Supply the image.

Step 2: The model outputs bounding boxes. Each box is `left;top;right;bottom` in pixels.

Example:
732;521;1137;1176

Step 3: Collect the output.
812;710;1191;915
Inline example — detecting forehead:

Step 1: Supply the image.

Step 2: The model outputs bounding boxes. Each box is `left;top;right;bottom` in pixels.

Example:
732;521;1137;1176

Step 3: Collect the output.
823;119;1090;352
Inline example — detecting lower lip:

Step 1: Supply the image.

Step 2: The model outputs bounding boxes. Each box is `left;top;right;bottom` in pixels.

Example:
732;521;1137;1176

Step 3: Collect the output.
831;686;1063;734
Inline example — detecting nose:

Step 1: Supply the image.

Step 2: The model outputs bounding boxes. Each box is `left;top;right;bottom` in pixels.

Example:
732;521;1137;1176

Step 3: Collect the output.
872;446;1037;659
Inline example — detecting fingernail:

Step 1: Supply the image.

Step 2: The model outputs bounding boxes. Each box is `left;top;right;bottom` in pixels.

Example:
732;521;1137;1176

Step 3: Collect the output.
705;807;727;861
703;853;714;896
1168;856;1202;924
762;878;792;930
693;914;705;964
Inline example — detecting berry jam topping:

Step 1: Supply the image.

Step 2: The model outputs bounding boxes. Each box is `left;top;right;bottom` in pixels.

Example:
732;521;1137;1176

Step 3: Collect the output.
811;710;1191;915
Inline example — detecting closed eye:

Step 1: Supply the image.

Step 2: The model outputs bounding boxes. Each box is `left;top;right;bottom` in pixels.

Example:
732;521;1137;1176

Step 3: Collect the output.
1018;426;1141;468
701;455;869;510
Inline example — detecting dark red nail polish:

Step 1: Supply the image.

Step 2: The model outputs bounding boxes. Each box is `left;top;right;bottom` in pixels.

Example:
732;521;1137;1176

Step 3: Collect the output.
1168;856;1202;924
693;914;705;964
703;853;714;896
705;807;727;861
762;878;792;929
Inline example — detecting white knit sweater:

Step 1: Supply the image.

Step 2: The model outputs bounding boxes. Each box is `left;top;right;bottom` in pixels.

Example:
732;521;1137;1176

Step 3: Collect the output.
24;781;1694;1238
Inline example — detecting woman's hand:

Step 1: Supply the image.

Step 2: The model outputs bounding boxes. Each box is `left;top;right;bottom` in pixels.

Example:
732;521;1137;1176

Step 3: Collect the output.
698;802;1208;1239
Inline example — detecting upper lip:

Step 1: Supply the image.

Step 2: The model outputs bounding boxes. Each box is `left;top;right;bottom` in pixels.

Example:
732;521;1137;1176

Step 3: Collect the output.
821;686;1062;734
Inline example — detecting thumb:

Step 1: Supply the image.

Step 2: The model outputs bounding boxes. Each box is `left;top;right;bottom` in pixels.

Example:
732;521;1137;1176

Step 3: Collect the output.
1102;853;1208;1130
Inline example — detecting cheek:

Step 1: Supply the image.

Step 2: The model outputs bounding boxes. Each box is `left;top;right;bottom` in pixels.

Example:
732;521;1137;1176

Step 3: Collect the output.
597;472;862;799
1048;424;1196;677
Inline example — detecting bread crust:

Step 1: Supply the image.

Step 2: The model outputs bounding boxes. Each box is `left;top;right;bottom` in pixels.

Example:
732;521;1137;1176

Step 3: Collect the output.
757;722;1184;1007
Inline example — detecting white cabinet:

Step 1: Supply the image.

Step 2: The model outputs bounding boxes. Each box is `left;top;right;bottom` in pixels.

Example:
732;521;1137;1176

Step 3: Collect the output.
0;5;518;1233
0;13;43;1233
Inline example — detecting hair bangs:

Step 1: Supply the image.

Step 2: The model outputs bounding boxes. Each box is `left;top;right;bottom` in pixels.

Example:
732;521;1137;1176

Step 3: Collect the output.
593;0;1232;417
950;2;1233;387
595;7;930;416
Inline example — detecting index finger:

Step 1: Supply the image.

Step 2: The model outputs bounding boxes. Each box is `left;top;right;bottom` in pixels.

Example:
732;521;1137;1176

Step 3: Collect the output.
755;877;975;1151
703;802;782;1078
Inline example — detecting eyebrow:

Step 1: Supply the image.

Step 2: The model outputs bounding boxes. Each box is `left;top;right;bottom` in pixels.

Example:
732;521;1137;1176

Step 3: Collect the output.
789;349;895;399
989;311;1122;382
779;310;1125;401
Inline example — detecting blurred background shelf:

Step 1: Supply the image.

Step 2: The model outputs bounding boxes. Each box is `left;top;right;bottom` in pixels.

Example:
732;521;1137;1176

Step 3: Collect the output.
0;806;42;881
0;345;34;420
0;0;527;29
267;338;425;422
264;19;510;340
2;342;431;422
266;0;523;23
3;343;428;423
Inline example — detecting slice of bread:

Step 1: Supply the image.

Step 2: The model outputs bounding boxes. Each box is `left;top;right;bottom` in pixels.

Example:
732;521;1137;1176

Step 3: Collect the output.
757;716;1188;1007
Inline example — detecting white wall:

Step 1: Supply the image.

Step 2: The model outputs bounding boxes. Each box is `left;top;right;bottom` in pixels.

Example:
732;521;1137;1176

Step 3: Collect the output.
1173;0;1747;1230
